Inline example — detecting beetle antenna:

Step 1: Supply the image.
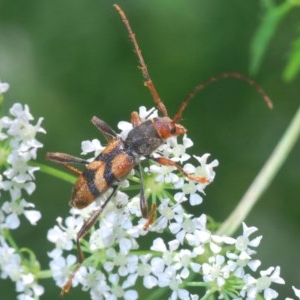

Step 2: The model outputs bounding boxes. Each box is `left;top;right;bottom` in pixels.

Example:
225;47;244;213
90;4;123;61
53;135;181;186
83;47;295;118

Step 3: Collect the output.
113;4;168;117
172;72;273;123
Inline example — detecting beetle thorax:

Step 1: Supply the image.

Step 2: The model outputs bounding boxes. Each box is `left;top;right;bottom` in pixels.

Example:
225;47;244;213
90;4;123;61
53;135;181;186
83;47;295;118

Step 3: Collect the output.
125;117;187;156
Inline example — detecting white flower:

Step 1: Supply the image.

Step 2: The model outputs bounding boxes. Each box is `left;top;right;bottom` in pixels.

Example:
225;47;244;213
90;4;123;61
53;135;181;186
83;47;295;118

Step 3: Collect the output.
0;79;9;94
0;237;43;299
48;249;77;288
137;106;158;120
136;254;156;288
0;93;45;298
0;237;22;280
157;134;193;164
184;154;218;186
47;216;79;251
152;200;184;231
104;248;138;277
107;273;138;299
169;213;198;244
148;163;180;184
170;154;218;206
240;266;285;299
16;273;44;297
235;223;262;256
81;138;105;157
291;286;300;299
1;103;45;229
1;199;41;229
202;255;231;287
173;249;201;278
226;251;261;278
77;266;109;294
178;180;203;205
225;222;263;278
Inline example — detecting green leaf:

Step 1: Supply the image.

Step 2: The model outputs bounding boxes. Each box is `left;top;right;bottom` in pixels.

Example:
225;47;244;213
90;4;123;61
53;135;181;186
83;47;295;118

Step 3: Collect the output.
283;34;300;81
249;2;292;75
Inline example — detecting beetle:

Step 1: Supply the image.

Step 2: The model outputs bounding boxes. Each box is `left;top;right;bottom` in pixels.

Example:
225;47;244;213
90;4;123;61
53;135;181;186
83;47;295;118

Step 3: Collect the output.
47;4;272;294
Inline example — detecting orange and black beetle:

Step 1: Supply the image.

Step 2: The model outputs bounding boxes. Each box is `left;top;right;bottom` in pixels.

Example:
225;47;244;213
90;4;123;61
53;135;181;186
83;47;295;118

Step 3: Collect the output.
47;4;272;294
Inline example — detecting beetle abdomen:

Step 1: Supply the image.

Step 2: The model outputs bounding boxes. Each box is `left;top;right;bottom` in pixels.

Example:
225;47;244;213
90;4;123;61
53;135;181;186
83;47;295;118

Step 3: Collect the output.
71;139;135;209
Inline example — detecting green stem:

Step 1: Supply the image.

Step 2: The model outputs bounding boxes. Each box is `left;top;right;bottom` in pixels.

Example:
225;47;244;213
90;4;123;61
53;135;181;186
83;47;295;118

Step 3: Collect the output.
3;229;20;251
32;162;76;184
217;104;300;236
289;0;300;7
37;269;53;279
145;287;168;300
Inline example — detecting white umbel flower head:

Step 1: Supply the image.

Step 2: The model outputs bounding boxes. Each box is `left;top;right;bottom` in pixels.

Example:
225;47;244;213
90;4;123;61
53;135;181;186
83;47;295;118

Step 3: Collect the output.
1;103;45;229
0;86;46;300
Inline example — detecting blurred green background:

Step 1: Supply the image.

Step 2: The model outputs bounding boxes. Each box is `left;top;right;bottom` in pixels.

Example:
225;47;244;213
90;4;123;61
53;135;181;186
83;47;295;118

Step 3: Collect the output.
0;0;299;299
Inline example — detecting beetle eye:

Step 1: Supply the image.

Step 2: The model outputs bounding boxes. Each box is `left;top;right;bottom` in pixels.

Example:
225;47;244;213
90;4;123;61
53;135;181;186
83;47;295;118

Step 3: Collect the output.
170;127;176;134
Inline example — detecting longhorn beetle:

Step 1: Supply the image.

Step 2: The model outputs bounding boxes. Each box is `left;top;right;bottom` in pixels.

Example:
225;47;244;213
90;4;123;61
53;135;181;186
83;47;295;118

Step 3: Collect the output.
47;4;273;295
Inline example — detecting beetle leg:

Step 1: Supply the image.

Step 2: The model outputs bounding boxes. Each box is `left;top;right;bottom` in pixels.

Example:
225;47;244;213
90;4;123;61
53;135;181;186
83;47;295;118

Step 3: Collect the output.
46;152;89;175
61;186;118;295
135;164;157;230
46;152;89;165
131;107;157;127
151;156;209;184
131;111;142;127
143;203;157;230
135;164;147;217
91;116;117;141
76;187;118;261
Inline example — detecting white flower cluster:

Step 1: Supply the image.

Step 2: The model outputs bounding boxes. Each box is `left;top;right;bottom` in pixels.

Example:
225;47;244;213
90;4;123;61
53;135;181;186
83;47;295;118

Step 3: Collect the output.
0;79;46;299
0;236;44;300
47;106;298;299
0;102;45;229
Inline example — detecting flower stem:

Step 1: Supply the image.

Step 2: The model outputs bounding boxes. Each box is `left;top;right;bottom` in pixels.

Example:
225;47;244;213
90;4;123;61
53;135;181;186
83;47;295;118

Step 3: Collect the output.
37;269;53;279
33;162;76;184
3;229;19;251
217;104;300;236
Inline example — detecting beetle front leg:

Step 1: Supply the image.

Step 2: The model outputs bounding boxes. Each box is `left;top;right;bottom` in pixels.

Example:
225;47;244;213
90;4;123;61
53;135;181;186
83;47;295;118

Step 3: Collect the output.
151;156;209;184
